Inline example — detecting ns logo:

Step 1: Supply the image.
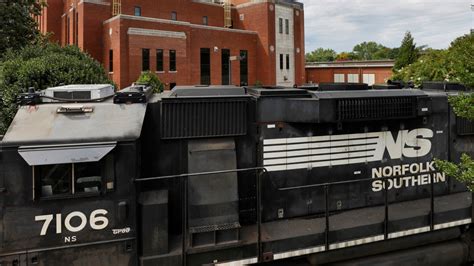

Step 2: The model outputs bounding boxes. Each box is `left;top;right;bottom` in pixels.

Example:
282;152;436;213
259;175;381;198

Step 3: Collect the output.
373;128;434;160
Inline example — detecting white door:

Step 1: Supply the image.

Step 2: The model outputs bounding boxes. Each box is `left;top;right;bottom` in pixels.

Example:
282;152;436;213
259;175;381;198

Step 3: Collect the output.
363;74;375;86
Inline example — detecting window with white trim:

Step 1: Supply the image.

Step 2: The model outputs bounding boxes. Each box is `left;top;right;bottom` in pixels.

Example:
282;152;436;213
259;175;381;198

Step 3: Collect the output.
363;74;375;86
348;74;359;83
334;74;345;83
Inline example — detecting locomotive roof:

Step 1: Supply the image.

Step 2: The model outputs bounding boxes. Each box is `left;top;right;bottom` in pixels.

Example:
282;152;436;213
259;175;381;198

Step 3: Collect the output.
2;100;147;146
309;89;428;99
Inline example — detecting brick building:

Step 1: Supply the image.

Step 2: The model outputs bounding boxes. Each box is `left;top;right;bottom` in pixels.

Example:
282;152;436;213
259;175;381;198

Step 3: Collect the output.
306;60;395;86
38;0;305;89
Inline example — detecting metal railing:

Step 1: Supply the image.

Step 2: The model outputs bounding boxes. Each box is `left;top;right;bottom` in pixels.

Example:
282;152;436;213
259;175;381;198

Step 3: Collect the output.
278;172;440;250
135;167;267;265
136;169;450;263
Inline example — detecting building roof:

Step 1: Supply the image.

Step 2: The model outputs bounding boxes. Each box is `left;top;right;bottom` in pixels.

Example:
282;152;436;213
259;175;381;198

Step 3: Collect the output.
306;60;395;69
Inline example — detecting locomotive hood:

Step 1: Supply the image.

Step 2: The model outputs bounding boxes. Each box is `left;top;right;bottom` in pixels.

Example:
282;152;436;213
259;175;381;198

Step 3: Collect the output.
2;101;147;146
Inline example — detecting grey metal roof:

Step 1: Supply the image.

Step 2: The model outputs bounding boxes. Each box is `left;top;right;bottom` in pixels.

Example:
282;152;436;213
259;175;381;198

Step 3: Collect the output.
310;89;427;99
169;85;246;97
2;102;147;145
306;60;395;69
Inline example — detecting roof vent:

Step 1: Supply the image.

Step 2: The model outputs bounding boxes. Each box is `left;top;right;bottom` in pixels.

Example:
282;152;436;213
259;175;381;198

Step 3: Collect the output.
43;84;115;102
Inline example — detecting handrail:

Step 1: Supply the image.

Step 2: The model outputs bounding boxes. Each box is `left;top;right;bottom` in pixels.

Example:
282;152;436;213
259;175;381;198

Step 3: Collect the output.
289;173;440;252
136;167;267;266
134;167;267;182
136;167;444;263
277;171;441;191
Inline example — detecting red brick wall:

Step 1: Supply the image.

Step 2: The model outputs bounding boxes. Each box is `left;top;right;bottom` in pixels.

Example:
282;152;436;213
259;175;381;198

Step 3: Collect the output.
39;0;305;89
293;9;305;85
80;3;111;63
120;0;226;27
234;3;275;85
39;0;63;43
105;17;258;89
306;66;394;84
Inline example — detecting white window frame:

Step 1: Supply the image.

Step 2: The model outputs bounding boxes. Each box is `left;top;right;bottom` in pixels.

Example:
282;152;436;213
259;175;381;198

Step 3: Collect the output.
363;74;375;86
334;74;345;83
348;74;359;83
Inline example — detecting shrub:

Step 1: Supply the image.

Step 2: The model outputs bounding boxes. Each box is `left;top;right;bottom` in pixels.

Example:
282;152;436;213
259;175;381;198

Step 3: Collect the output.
136;71;164;93
0;43;112;134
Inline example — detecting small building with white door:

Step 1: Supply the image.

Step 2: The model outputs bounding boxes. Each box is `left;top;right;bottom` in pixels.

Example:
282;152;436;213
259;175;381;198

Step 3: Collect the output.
305;60;394;86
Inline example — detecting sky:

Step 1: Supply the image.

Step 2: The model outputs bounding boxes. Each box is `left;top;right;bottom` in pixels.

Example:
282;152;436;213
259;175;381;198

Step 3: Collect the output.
301;0;474;53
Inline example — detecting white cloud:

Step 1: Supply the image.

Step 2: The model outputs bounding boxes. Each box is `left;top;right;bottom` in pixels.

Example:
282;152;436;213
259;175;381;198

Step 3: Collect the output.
301;0;473;53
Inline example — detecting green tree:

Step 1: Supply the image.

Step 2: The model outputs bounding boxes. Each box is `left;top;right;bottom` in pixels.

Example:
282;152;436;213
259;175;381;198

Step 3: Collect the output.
352;41;388;60
448;34;474;88
305;48;337;62
432;34;474;191
393;31;419;71
391;49;449;87
0;43;112;134
0;0;45;56
136;71;164;93
391;34;474;88
435;95;474;191
336;52;359;61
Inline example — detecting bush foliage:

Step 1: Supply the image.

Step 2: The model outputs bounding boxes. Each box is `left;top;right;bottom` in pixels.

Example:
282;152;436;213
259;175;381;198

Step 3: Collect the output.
0;43;112;134
136;71;164;93
392;34;474;88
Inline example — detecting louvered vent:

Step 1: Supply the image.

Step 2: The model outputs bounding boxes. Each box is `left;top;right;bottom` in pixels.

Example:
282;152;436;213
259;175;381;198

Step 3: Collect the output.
161;99;247;139
337;97;417;121
456;116;474;136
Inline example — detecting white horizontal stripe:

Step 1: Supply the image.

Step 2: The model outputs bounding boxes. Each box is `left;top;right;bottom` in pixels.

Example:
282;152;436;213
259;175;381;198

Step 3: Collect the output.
388;226;431;239
263;138;287;145
263;144;378;159
263;132;383;146
434;218;472;230
264;151;372;166
215;257;258;266
273;245;326;260
329;235;385;250
264;139;379;152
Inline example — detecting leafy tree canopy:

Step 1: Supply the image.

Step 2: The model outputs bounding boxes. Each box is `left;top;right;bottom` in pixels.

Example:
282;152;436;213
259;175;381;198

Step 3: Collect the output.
306;41;399;63
392;34;474;88
0;43;113;134
393;31;419;71
0;0;44;56
305;48;337;62
352;41;389;60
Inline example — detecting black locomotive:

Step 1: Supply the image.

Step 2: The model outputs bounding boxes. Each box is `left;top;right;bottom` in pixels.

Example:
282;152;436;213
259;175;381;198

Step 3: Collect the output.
0;82;473;265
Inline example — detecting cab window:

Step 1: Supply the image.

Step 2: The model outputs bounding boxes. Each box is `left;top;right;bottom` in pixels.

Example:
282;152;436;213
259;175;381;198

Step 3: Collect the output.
35;155;114;199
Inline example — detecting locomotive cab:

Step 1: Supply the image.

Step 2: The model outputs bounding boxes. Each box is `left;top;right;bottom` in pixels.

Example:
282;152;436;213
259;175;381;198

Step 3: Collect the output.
0;84;147;265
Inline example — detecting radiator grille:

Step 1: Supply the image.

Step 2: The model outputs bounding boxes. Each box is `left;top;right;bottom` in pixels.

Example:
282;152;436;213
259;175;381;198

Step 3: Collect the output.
161;99;247;139
457;116;474;135
337;97;417;121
